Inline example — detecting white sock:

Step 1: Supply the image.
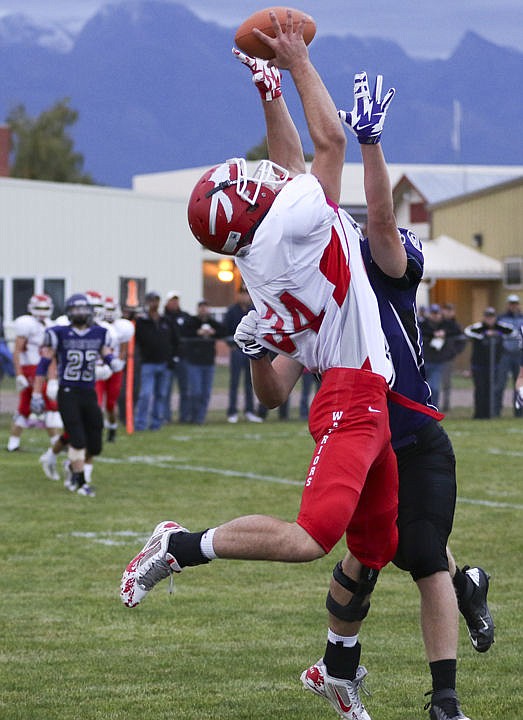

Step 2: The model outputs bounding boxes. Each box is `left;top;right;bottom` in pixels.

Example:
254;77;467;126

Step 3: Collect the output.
327;629;359;647
200;528;218;560
7;436;20;451
84;463;93;484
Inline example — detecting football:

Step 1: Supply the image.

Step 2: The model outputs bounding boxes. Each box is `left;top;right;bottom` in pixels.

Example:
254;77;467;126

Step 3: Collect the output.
234;6;316;60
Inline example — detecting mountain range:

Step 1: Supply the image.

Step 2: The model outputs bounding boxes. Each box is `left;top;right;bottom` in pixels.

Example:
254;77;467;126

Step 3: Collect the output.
1;0;522;188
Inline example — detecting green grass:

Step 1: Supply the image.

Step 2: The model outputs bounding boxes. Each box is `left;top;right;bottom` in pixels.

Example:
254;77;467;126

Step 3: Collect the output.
0;409;522;719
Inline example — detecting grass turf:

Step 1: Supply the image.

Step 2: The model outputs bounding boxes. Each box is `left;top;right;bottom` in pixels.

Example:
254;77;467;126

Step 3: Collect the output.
0;409;522;719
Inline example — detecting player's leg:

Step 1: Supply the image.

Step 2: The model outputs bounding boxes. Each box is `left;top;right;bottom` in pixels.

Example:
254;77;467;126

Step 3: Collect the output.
447;546;494;653
394;421;471;720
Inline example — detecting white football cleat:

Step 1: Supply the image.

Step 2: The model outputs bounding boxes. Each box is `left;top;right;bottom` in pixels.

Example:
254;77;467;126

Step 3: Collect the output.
301;659;371;720
120;521;188;608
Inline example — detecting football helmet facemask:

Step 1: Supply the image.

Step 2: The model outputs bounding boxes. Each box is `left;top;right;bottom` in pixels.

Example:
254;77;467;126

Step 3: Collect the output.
28;293;53;320
66;293;94;327
85;290;106;322
104;296;120;323
187;158;289;255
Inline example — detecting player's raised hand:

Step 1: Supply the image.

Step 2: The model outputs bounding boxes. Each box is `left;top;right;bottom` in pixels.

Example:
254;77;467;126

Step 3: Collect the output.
338;72;395;144
234;309;268;359
232;47;282;101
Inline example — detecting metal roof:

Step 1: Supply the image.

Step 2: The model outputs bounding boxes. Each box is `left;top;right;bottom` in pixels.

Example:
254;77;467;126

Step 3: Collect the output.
423;235;502;280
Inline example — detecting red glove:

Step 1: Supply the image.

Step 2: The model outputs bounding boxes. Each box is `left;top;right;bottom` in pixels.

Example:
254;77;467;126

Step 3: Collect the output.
232;48;282;102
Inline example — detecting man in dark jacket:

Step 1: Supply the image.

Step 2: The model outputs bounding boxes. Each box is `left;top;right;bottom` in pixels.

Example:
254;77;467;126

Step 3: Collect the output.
421;304;465;409
464;307;513;418
163;291;191;423
134;291;178;431
184;300;226;424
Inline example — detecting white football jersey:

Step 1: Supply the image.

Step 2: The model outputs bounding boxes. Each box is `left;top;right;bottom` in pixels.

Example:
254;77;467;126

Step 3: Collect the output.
237;173;392;381
109;317;135;355
13;314;53;366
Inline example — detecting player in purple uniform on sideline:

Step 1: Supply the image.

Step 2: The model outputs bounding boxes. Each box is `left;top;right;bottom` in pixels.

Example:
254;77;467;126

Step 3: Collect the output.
32;293;123;496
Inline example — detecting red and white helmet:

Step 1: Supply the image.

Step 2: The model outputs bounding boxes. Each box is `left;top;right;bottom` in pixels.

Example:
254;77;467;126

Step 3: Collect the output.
104;296;120;322
85;290;106;322
187;157;289;256
28;293;53;319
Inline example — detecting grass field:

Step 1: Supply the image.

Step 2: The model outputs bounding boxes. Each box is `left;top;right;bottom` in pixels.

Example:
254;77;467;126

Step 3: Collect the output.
0;406;522;720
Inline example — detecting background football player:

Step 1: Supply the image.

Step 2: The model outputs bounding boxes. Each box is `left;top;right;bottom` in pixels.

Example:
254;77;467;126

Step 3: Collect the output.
6;293;62;457
32;293;123;496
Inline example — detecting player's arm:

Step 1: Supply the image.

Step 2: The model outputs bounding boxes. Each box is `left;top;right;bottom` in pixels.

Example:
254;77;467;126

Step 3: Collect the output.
33;345;55;395
100;344;124;372
254;9;346;203
13;335;30;391
339;72;405;277
233;49;306;176
233;309;303;406
251;354;303;408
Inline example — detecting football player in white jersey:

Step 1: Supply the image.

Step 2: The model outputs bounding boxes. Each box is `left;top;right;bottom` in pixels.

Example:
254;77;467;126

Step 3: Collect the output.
121;13;398;720
96;296;134;442
6;294;63;459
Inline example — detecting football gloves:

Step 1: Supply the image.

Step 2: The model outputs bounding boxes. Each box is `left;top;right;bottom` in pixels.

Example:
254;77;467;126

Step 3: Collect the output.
15;373;29;392
46;378;59;402
233;48;282;102
95;364;113;381
30;392;45;415
338;72;395;144
234;310;269;359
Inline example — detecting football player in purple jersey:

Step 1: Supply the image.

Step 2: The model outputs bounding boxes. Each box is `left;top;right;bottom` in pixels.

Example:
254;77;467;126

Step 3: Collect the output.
32;293;123;496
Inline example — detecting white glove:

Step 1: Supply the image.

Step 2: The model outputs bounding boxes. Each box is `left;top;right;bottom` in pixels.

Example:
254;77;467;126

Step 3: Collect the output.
232;48;282;102
16;374;29;392
515;386;523;411
110;357;125;373
46;378;59;401
234;310;269;359
95;364;113;381
30;392;45;415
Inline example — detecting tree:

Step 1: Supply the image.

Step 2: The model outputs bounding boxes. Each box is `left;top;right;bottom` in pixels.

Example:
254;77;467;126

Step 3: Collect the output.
7;98;95;184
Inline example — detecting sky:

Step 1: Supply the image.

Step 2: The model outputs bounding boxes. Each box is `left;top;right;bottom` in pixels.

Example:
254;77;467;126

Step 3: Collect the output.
0;0;522;59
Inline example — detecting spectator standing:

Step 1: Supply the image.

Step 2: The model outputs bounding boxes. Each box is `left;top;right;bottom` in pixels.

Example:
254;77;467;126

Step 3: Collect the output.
495;294;523;417
134;291;177;431
464;307;513;418
162;291;191;423
300;368;320;419
421;304;464;409
439;303;466;412
184;300;227;424
224;285;262;423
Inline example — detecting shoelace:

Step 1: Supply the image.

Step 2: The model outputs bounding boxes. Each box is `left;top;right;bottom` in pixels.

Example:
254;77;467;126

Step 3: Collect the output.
140;557;175;593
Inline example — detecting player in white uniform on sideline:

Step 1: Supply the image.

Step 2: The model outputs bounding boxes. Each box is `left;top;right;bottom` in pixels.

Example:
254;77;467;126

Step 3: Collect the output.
120;13;399;719
95;296;134;442
7;294;62;465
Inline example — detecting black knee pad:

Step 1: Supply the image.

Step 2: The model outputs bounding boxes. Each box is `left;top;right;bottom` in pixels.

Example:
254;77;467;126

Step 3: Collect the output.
393;519;449;581
326;561;379;622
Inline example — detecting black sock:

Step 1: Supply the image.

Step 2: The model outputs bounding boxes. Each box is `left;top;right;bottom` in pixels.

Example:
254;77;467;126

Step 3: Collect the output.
167;530;210;568
429;659;456;693
323;641;361;681
72;471;85;488
452;567;472;606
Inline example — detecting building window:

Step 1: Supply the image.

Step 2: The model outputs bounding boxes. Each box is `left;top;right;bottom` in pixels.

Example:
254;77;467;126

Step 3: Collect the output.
409;202;428;224
44;278;66;318
504;257;523;288
12;278;35;319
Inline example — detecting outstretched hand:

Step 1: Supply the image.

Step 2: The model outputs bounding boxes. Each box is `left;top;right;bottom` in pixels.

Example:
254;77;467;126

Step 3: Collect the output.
338;72;395;144
232;48;282;101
